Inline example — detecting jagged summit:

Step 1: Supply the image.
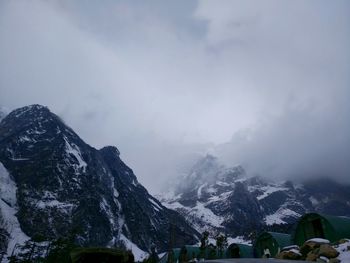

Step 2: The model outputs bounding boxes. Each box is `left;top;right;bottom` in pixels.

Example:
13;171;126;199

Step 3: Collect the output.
0;104;75;145
100;146;121;157
0;105;199;258
161;155;350;239
176;153;244;195
3;104;52;124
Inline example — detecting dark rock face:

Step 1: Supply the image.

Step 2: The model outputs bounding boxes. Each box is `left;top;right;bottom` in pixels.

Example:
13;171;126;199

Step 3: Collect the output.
161;155;350;238
99;146;199;250
0;105;199;254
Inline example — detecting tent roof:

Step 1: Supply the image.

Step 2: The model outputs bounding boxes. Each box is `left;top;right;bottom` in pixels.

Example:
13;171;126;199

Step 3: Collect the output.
268;232;293;248
256;232;292;249
294;213;350;241
70;247;131;263
227;244;254;258
321;214;350;238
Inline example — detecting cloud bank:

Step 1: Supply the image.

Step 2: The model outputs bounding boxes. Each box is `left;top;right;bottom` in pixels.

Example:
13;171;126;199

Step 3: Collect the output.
0;0;349;191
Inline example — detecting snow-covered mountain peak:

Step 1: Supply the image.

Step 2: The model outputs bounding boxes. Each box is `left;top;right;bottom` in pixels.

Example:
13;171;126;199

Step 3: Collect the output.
176;154;244;196
161;155;350;239
0;105;199;257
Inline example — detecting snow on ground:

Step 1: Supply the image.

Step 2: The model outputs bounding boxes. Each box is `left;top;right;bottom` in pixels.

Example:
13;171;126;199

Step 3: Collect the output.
335;239;350;262
256;185;289;200
264;207;300;225
119;234;148;262
0;162;30;257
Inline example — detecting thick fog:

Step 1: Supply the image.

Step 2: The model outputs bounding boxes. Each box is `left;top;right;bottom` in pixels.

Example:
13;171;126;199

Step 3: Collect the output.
0;1;349;192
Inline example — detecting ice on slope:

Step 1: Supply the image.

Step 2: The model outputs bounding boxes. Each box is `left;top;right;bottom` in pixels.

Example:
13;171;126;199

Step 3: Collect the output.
0;162;29;257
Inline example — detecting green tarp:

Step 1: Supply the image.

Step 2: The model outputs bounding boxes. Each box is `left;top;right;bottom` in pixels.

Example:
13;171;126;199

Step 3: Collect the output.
293;213;350;245
159;244;253;262
254;232;292;258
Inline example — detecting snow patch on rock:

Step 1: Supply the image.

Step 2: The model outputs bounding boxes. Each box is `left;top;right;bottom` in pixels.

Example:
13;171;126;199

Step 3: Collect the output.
119;234;148;262
256;185;289;200
0;162;30;256
190;202;224;228
335;239;350;262
64;136;87;173
264;208;300;225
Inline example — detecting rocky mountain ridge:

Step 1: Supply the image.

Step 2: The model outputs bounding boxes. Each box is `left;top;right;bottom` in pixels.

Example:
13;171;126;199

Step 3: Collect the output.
160;155;350;239
0;105;199;258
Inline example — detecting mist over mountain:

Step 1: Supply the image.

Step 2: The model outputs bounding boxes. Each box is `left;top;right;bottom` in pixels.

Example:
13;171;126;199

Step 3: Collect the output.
1;1;349;193
214;93;350;184
0;105;199;259
160;154;350;239
0;2;349;261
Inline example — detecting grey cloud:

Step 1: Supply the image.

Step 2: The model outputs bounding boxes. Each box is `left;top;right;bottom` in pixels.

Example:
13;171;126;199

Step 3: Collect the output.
0;0;349;192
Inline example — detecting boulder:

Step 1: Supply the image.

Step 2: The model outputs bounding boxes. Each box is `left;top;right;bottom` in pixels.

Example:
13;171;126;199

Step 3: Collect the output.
301;243;315;257
328;259;341;263
276;249;302;260
306;251;318;262
338;239;349;244
301;238;330;257
318;244;339;259
305;239;330;249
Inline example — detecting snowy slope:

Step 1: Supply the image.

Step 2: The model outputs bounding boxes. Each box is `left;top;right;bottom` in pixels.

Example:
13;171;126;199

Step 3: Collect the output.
160;155;350;238
0;162;29;257
0;105;199;257
335;239;350;262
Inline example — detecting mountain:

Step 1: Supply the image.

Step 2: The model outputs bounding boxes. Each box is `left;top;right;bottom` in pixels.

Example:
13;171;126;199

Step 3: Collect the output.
0;105;199;258
160;155;350;239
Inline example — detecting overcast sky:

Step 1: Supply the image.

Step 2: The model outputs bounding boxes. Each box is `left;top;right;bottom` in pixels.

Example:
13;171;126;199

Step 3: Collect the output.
0;0;349;193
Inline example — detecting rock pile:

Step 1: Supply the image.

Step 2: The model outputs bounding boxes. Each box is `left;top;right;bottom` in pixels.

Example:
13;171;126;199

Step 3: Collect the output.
275;238;350;262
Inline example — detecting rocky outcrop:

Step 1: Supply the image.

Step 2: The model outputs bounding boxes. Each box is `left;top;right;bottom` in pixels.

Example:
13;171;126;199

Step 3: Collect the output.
279;238;345;262
0;105;199;256
161;155;350;238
